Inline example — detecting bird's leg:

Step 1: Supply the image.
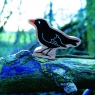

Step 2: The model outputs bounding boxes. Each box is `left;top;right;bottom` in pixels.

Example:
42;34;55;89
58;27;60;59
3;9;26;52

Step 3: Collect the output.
33;46;56;59
36;47;52;56
45;48;52;56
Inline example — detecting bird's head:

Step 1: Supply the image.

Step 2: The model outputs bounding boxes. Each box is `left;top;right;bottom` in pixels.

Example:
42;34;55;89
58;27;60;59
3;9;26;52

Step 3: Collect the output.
28;18;49;29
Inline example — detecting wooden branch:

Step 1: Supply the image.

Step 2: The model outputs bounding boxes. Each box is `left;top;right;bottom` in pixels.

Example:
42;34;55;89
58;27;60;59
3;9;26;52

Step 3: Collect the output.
0;50;95;95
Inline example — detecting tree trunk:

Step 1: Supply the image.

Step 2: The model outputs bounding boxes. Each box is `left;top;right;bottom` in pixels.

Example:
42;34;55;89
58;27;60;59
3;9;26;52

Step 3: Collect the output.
0;50;95;95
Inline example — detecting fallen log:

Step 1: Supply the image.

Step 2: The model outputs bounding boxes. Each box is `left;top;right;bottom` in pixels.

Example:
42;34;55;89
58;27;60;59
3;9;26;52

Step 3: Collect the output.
0;50;95;95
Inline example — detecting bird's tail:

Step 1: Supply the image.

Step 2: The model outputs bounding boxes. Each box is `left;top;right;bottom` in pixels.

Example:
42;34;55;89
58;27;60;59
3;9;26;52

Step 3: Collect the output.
69;37;81;47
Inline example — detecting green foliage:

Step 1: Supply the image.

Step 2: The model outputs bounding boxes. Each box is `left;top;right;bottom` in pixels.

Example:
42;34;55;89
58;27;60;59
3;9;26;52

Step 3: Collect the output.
0;32;36;44
0;32;36;57
86;0;95;55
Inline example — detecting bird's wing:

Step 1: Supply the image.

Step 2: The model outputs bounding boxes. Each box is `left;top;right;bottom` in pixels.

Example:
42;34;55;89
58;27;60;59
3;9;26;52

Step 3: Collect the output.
53;34;67;47
42;33;67;47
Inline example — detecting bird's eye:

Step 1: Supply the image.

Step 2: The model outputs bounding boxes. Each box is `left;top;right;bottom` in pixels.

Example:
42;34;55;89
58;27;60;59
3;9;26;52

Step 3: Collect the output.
38;21;40;24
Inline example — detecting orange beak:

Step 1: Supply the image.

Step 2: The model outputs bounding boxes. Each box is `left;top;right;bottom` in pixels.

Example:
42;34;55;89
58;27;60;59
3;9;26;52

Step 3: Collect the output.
29;19;35;23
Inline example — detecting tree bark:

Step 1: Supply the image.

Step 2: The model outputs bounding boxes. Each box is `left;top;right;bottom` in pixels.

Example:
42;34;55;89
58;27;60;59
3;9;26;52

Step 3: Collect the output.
0;50;95;94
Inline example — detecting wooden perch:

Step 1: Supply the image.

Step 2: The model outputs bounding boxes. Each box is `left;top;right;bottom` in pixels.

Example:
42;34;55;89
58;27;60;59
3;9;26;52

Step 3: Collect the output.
0;50;95;95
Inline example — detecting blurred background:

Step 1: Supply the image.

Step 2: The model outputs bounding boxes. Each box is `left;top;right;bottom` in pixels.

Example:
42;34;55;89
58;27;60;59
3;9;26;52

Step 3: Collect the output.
0;0;95;95
0;0;94;57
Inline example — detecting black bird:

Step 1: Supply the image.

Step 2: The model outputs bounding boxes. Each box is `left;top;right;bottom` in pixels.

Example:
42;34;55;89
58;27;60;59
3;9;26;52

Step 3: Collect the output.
28;18;81;56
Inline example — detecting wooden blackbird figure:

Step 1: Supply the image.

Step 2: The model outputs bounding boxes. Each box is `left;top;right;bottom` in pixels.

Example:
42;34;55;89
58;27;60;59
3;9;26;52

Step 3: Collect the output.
28;18;81;59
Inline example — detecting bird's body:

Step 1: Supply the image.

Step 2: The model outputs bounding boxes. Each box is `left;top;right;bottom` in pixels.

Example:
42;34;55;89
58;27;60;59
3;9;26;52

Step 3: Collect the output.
28;18;81;59
30;19;80;48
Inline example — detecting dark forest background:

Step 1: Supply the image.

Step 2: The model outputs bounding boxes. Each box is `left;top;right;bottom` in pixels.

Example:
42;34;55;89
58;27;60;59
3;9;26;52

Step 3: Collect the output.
0;0;90;57
0;0;95;95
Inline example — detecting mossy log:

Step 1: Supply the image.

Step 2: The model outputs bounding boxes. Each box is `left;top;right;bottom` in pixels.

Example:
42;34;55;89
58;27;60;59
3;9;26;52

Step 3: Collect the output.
0;50;95;94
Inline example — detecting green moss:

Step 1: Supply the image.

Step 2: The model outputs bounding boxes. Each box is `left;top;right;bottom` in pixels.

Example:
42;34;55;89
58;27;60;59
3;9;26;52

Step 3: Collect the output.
35;57;49;63
0;74;59;94
0;64;3;73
